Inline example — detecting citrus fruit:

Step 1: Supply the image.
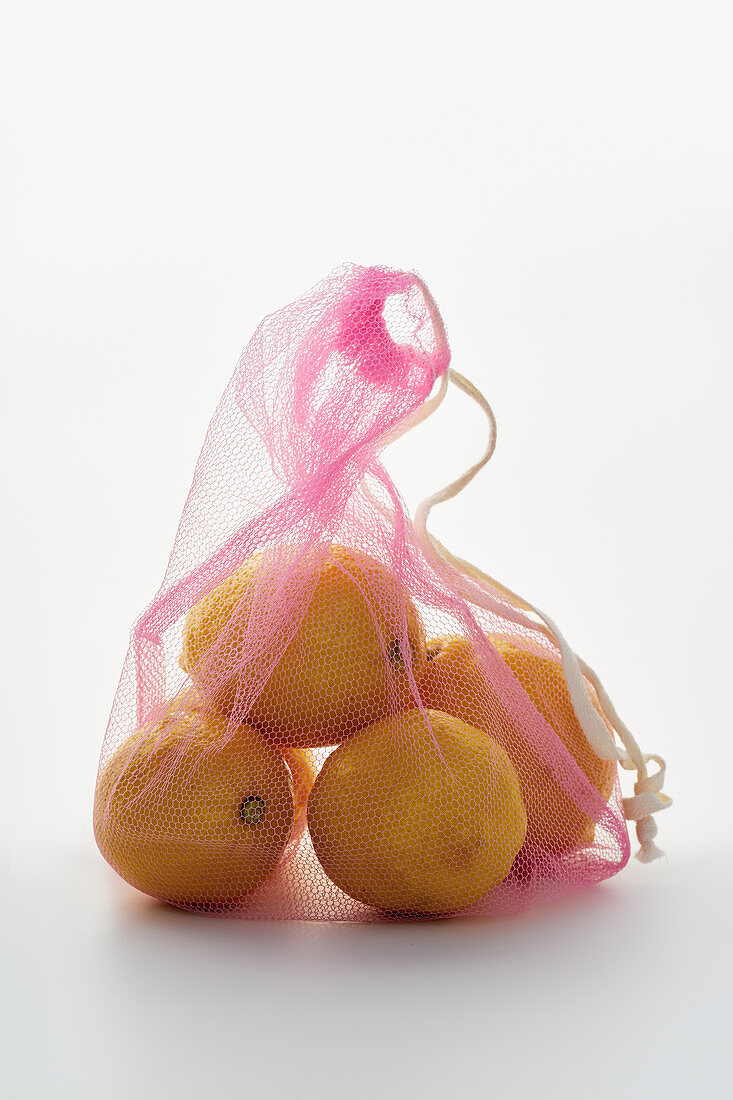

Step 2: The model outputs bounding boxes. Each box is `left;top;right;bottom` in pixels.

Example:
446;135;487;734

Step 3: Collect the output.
180;543;427;747
416;635;616;853
307;708;527;915
281;745;318;836
94;693;294;907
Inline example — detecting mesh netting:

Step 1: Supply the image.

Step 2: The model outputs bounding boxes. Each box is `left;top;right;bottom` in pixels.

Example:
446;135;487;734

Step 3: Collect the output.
94;263;659;921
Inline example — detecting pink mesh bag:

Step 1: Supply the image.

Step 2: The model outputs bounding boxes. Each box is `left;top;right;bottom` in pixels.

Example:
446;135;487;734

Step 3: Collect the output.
94;264;671;919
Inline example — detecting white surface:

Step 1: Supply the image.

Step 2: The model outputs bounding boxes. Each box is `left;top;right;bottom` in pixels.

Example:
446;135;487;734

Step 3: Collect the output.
1;2;731;1097
4;851;731;1099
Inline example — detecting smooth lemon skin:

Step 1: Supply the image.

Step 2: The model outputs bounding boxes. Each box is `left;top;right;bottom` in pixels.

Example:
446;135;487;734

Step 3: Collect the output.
94;695;295;908
180;544;427;748
417;636;616;853
307;709;527;916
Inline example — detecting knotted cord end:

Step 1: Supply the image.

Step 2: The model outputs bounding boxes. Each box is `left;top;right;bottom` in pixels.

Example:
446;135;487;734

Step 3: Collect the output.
622;754;672;862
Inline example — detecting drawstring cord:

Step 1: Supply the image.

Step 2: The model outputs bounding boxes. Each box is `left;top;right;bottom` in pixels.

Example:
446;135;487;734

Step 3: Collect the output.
401;360;670;861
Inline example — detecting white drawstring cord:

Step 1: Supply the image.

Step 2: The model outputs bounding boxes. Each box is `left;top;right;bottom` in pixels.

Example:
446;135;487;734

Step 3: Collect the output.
400;360;671;861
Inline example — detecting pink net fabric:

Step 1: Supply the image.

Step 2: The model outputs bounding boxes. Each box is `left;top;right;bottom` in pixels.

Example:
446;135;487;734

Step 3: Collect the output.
94;264;630;920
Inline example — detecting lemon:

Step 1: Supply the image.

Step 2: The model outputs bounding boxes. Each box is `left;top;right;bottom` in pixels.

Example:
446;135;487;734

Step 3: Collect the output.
94;693;294;908
181;544;427;747
307;708;527;915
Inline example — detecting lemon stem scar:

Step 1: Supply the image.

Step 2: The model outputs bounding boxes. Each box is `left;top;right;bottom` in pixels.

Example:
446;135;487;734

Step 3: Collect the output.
388;638;416;669
239;796;266;825
425;639;444;662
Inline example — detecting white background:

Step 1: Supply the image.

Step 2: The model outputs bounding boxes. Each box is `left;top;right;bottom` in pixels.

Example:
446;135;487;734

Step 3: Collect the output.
2;2;731;1097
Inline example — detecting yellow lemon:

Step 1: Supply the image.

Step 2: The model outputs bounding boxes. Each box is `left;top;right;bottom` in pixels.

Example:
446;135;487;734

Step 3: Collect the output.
94;693;294;908
307;708;527;915
417;635;616;853
181;544;427;747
